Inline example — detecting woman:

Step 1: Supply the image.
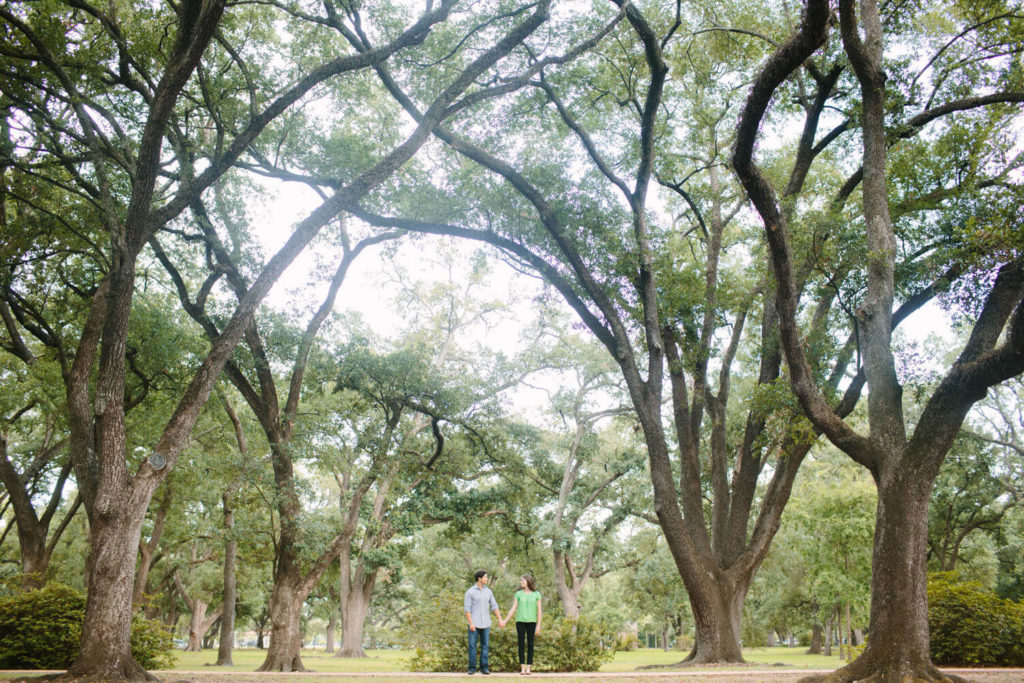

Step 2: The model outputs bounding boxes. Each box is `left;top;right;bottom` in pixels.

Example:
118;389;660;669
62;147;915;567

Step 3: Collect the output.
501;574;542;675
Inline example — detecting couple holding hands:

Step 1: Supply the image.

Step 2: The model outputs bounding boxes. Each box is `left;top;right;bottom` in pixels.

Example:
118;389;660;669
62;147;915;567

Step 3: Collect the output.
463;570;543;675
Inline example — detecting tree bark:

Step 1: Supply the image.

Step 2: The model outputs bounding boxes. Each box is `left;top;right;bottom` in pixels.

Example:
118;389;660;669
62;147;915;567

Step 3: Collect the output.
184;599;223;652
133;488;171;608
68;507;157;681
174;569;224;652
807;624;823;655
325;611;336;653
257;579;307;671
215;492;237;665
800;473;969;683
843;603;853;662
683;573;748;664
553;557;582;618
185;599;210;651
0;443;78;591
338;589;371;658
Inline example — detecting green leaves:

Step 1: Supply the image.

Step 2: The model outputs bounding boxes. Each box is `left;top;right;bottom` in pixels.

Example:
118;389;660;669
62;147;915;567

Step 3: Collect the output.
928;572;1024;666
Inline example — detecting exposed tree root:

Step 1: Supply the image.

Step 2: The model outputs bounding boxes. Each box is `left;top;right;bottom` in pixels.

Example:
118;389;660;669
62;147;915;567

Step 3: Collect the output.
16;659;159;683
255;654;306;672
638;655;748;669
798;654;974;683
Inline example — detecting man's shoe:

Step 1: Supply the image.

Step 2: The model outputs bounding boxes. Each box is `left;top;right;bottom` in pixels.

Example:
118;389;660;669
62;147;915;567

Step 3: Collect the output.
468;670;476;675
481;671;490;675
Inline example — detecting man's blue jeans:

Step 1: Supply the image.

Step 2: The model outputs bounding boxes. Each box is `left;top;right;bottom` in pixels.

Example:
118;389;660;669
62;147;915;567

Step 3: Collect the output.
467;626;490;673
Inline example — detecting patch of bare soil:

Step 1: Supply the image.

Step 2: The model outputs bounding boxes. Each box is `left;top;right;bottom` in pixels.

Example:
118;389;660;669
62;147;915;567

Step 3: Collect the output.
159;668;1024;683
6;669;1023;683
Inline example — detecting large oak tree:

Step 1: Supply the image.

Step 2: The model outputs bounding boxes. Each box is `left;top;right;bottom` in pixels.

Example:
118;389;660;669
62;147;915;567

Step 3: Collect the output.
732;0;1024;679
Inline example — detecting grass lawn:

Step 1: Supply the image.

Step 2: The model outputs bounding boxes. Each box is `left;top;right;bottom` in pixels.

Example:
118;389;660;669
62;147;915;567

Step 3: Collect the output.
167;646;848;672
168;648;411;671
598;647;844;671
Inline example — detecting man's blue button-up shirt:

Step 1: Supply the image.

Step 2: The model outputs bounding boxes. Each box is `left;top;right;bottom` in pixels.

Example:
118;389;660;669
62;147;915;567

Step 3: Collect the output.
464;584;498;628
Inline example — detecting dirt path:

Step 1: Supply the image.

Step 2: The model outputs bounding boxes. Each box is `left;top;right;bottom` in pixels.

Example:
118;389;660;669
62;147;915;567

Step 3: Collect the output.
5;670;1023;683
147;671;1021;683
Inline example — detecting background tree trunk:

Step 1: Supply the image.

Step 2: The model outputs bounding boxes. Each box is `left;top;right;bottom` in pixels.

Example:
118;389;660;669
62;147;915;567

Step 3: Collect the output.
807;624;823;655
337;576;375;657
215;488;238;665
185;601;223;652
553;571;582;618
325;611;337;653
133;489;171;608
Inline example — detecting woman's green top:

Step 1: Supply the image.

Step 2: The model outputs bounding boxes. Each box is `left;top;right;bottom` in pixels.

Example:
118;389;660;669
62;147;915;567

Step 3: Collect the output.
514;589;541;623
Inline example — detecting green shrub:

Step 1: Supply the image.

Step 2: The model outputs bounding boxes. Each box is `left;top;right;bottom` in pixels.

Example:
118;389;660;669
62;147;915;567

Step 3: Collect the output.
130;614;175;669
402;593;614;672
0;583;174;670
614;631;640;651
0;583;83;668
928;572;1024;666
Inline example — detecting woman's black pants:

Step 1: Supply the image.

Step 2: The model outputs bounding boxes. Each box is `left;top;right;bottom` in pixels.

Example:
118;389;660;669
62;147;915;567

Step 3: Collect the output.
516;621;536;665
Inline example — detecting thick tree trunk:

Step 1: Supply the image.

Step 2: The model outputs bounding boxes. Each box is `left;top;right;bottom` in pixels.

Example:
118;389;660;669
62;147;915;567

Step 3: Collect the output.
683;573;747;664
20;546;48;590
257;580;307;671
337;589;370;657
68;509;156;681
800;472;967;683
807;624;823;655
767;630;777;647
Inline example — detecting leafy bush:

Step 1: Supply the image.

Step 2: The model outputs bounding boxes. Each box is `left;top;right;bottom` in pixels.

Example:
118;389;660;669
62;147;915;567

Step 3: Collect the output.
614;631;641;651
928;572;1024;666
130;614;175;669
0;583;174;670
402;593;614;672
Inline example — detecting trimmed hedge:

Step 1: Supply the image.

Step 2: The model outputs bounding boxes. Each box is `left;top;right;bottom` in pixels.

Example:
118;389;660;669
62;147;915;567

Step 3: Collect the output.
0;583;174;670
402;593;614;672
928;572;1024;666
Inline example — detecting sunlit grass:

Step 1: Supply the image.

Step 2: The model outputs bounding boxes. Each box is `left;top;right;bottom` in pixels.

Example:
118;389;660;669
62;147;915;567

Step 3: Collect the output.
167;646;843;672
168;647;410;671
599;646;843;671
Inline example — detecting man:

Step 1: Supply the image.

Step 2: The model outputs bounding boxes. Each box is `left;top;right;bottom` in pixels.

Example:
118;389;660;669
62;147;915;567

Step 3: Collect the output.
464;569;503;675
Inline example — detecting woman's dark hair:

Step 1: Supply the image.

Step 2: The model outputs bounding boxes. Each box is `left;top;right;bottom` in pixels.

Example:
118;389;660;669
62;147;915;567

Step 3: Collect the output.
474;569;488;582
522;574;535;591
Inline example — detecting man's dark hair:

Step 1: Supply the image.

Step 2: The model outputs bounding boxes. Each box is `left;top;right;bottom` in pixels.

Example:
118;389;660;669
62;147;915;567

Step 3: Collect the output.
474;570;488;582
